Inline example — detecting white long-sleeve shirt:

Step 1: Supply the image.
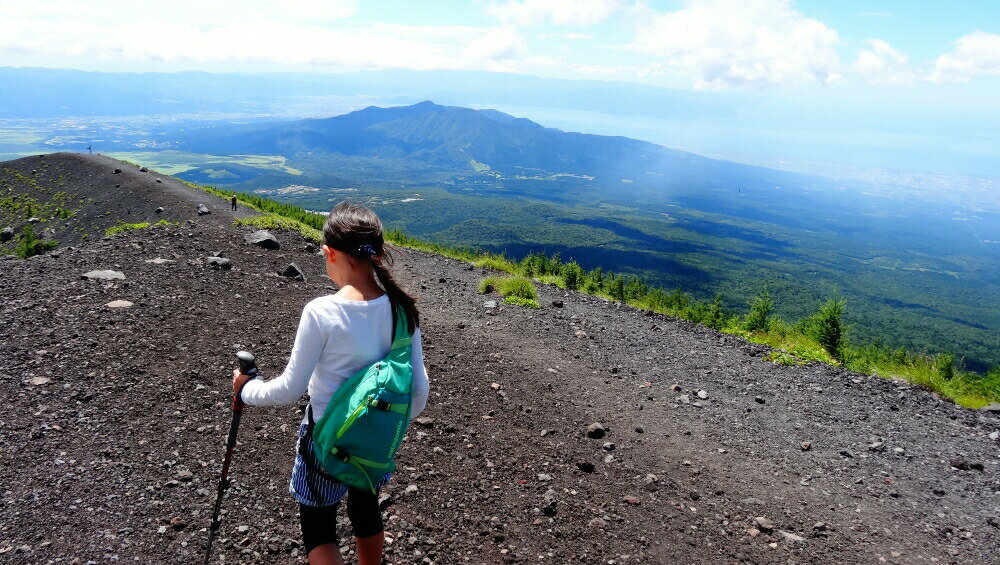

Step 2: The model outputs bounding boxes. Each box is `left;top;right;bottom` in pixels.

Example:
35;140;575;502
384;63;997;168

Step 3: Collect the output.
240;293;429;421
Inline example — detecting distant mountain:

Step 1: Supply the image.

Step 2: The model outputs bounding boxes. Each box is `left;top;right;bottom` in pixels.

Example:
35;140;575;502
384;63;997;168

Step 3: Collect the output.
178;101;800;194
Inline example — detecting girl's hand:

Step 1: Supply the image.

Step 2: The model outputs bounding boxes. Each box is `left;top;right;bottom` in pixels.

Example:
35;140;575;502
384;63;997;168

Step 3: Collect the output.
232;368;252;395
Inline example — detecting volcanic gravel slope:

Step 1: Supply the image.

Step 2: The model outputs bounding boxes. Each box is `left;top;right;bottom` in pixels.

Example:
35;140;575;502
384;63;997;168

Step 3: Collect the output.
0;152;253;249
1;154;998;565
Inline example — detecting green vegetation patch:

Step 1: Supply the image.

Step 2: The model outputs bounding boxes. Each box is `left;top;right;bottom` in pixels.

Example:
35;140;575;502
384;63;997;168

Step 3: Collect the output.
479;276;540;308
14;224;58;258
0;167;84;226
105;219;173;236
234;214;322;242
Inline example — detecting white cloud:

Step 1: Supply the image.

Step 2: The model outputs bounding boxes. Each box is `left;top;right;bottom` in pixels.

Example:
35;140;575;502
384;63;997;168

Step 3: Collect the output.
626;0;842;89
0;1;527;72
855;39;914;85
929;31;1000;83
487;0;626;27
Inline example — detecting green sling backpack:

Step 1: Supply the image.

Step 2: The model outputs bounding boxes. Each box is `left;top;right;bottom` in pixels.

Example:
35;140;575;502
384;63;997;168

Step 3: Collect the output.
310;299;415;493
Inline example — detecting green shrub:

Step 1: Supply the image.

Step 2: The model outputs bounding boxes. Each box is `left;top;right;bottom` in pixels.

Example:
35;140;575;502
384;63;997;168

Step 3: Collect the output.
686;295;730;330
576;266;601;294
234;214;322;242
536;274;565;288
479;275;539;307
935;353;955;380
504;296;541;309
765;351;802;366
624;276;648;301
605;274;626;301
743;286;774;332
520;252;563;277
473;255;518;273
809;292;846;361
561;260;585;290
105;221;151;236
14;224;58;258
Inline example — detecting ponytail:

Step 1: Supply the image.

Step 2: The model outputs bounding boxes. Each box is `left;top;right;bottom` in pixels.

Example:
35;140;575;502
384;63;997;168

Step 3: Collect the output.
373;256;419;334
323;201;420;334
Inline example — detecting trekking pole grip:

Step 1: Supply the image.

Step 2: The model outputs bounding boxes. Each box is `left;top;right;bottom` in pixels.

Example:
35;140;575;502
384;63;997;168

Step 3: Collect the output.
233;351;258;410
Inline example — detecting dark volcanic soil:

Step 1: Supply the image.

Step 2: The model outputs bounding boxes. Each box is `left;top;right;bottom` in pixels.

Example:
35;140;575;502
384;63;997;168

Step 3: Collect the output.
1;152;252;250
1;154;998;564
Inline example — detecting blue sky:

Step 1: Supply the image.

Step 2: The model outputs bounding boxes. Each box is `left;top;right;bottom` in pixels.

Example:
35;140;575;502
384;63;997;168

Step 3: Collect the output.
0;0;997;174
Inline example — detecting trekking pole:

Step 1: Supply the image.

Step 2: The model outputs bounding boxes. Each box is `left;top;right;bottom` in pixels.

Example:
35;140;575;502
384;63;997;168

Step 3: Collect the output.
203;351;258;565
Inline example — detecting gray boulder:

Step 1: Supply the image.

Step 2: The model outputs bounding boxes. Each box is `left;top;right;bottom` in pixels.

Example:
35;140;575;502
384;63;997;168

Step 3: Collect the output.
0;227;13;242
281;263;306;281
82;269;125;281
27;217;40;224
155;207;164;214
244;230;280;250
206;256;232;270
196;204;211;216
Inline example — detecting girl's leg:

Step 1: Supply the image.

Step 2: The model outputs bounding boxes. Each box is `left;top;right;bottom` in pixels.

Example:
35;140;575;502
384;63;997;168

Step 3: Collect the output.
355;532;384;565
308;544;345;565
300;503;343;565
346;487;384;565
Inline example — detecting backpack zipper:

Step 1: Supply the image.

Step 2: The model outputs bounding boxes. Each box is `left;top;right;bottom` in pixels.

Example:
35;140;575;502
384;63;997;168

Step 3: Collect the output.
337;395;373;438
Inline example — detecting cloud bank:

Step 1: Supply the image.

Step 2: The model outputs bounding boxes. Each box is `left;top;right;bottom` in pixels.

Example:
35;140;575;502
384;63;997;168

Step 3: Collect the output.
627;0;842;89
930;31;1000;83
0;0;995;90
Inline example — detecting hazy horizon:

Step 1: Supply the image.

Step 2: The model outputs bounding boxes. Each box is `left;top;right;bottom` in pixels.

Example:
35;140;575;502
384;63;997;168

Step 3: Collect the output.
1;0;998;178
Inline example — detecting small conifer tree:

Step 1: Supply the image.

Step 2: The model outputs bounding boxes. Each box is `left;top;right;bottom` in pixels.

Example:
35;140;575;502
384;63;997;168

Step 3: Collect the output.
561;261;584;290
743;286;774;332
812;292;846;361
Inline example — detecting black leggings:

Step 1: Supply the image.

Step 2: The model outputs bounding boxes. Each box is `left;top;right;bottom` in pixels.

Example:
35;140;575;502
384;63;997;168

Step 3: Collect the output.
299;487;383;554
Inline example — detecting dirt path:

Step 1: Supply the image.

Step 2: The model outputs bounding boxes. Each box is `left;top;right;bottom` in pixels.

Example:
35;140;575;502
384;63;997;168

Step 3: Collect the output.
1;155;998;564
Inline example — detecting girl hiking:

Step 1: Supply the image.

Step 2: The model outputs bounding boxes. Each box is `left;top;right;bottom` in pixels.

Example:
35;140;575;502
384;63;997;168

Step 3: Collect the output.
232;201;429;564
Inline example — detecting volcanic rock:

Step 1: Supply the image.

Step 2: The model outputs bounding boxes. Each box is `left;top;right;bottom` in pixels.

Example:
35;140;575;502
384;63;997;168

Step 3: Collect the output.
244;230;280;250
207;256;232;270
586;422;607;439
281;263;305;281
82;269;125;281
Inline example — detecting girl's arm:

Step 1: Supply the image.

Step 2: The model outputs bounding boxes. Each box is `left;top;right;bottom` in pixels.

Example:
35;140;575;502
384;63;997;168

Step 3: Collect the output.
240;302;326;407
409;327;430;418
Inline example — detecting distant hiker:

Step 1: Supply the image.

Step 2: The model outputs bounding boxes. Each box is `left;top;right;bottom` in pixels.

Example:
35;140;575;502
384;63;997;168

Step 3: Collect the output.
233;201;429;565
231;195;237;211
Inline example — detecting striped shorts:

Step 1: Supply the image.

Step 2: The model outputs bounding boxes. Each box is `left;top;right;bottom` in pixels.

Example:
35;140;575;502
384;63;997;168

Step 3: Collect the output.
290;422;393;507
